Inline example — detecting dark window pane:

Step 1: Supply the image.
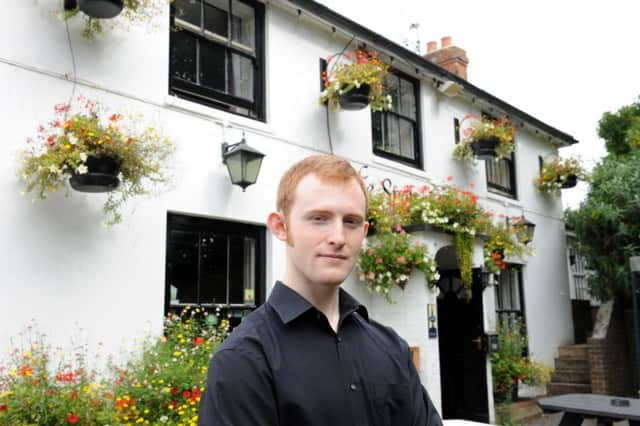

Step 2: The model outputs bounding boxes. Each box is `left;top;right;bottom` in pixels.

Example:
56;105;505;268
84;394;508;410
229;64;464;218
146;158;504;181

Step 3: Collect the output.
167;231;199;304
174;0;201;27
204;0;229;38
200;40;226;91
399;118;415;159
171;30;197;83
199;234;228;304
231;0;255;51
230;53;253;100
372;112;383;149
228;236;256;304
399;79;416;120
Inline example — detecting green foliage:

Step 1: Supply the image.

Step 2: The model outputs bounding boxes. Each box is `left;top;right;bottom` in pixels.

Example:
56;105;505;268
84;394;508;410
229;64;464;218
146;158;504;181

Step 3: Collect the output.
534;156;589;195
357;231;439;302
490;320;552;403
565;151;640;300
320;49;392;111
597;98;640;155
0;308;227;425
18;97;175;226
453;115;516;163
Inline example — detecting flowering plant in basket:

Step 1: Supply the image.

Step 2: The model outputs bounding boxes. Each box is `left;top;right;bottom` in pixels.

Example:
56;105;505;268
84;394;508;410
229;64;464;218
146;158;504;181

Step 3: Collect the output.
453;114;516;163
18;96;175;226
320;49;392;111
534;156;588;194
357;229;439;302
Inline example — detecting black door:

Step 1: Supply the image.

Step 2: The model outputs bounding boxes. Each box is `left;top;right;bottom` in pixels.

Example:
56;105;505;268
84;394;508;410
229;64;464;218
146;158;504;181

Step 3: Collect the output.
437;269;489;422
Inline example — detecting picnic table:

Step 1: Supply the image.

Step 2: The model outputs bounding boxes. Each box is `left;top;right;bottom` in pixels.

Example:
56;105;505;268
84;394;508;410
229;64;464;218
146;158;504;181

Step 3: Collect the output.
538;393;640;425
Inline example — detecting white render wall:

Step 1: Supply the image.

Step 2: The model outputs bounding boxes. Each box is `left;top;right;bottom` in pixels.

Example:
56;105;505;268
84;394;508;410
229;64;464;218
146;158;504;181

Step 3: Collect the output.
1;0;572;401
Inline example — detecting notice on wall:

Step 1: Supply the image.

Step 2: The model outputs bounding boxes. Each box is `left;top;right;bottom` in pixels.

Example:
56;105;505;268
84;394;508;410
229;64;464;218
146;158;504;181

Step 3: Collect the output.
427;304;438;339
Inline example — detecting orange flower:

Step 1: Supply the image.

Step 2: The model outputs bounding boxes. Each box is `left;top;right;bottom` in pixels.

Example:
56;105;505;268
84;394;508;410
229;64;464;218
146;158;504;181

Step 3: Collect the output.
19;365;33;377
194;336;204;345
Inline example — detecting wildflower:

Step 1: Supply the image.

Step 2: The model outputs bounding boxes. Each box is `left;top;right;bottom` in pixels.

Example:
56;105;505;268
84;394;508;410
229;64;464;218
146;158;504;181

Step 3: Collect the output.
67;412;80;424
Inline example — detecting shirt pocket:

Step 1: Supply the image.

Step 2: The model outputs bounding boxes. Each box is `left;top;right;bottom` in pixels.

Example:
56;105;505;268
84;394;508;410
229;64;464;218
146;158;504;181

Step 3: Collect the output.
372;383;412;426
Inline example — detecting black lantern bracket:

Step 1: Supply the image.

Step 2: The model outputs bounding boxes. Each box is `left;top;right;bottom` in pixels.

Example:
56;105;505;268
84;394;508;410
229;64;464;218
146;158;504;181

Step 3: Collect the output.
221;133;265;192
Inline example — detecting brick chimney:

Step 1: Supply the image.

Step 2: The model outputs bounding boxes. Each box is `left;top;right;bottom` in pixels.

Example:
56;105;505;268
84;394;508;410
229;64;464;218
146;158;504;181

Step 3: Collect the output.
424;36;469;80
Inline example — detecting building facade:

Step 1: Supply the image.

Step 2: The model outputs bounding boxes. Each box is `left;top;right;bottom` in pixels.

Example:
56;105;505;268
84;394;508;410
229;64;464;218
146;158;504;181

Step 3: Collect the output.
1;0;578;422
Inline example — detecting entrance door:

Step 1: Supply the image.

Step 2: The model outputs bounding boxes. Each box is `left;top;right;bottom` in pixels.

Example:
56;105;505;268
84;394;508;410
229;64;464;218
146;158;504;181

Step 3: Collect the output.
437;269;489;422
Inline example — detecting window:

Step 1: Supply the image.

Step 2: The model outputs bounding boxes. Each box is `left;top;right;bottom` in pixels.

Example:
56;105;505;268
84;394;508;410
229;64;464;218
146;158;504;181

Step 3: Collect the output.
165;213;266;320
170;0;265;120
484;112;516;197
494;267;525;327
372;70;421;168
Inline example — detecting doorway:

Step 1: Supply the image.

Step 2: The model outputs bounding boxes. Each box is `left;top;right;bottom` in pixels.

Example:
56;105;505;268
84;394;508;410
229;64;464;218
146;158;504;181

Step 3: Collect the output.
437;269;489;422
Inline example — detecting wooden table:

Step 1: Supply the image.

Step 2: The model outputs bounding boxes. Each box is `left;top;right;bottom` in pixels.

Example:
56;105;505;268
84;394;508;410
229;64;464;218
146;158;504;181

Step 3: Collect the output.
538;393;640;425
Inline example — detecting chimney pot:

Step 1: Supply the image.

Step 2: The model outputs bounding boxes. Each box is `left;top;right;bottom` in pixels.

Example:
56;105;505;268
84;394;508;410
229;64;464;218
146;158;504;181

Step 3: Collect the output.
441;36;452;48
424;36;469;81
427;41;437;53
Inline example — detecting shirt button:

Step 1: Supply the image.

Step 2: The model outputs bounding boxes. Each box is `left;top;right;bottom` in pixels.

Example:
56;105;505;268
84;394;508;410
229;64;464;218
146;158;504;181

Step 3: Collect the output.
336;337;342;343
350;383;357;391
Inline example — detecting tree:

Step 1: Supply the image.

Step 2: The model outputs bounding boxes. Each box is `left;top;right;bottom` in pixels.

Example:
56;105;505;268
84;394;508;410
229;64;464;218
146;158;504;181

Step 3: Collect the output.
566;98;640;301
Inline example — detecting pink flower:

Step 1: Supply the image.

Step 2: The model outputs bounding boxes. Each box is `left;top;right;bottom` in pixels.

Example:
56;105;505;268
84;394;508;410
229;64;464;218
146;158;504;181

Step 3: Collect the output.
396;256;406;264
375;258;383;264
367;248;376;255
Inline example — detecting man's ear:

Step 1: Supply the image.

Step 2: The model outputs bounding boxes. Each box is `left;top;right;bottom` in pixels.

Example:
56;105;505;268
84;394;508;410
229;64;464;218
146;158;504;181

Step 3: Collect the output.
363;221;369;236
267;211;288;243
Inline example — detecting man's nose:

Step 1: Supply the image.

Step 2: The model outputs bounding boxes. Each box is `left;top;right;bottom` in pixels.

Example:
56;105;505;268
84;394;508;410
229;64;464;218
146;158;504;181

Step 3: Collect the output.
326;221;346;246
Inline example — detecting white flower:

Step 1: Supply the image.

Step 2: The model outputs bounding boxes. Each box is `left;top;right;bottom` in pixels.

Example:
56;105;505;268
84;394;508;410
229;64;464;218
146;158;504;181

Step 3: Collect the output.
79;152;87;162
453;222;459;228
354;80;360;88
48;165;59;174
434;272;441;281
430;265;436;272
375;285;381;293
76;165;88;174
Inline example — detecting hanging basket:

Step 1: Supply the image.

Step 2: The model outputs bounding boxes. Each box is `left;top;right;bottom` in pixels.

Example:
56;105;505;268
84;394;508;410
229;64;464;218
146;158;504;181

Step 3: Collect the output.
338;84;370;111
559;174;578;189
77;0;124;19
69;155;121;193
471;137;499;160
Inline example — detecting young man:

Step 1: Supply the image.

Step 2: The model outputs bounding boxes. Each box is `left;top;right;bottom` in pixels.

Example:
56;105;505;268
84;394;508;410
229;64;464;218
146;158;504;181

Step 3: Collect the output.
198;155;443;426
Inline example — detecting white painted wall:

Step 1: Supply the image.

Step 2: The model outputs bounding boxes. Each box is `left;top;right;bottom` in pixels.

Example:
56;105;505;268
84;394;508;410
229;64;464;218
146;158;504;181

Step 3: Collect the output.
1;0;574;415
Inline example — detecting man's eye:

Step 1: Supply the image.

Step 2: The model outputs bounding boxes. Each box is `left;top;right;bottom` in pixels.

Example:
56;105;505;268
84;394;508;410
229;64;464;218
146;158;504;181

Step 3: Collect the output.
311;216;327;222
344;218;362;228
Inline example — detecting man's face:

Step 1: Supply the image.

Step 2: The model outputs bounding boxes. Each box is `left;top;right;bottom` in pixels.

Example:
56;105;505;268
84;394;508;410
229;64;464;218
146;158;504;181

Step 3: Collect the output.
283;174;368;290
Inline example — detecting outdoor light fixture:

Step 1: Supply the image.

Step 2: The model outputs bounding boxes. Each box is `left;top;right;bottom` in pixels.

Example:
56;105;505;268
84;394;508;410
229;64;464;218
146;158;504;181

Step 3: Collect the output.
221;133;265;191
513;216;536;245
436;80;463;97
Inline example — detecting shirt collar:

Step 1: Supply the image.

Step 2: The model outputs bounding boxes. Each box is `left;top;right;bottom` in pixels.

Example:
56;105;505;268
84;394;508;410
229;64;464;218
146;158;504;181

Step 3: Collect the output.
268;281;369;324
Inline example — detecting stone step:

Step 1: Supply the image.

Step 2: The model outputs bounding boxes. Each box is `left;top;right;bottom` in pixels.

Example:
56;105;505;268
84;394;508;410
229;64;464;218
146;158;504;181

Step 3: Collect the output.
551;369;591;384
547;382;591;396
554;357;589;371
558;344;590;360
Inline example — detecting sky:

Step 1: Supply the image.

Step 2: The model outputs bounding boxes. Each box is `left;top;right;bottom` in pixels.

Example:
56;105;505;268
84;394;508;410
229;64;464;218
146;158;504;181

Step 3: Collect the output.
318;0;640;209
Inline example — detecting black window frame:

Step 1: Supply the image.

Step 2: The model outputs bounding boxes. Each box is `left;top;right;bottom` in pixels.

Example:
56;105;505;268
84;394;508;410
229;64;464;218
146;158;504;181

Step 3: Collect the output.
483;112;517;198
371;68;422;169
164;212;266;318
494;266;526;327
169;0;266;121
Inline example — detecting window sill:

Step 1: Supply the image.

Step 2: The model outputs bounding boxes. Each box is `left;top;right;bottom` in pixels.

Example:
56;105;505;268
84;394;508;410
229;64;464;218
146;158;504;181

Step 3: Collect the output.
164;95;273;135
486;191;521;208
370;154;428;180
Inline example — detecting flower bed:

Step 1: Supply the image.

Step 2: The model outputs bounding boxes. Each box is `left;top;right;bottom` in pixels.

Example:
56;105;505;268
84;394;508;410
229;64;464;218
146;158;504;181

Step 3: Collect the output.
0;307;227;425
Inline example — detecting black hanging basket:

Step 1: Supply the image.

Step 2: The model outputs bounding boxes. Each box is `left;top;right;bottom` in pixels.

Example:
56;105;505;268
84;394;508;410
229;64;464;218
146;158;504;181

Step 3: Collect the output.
471;137;500;160
69;155;121;193
559;174;578;189
338;84;370;111
77;0;124;19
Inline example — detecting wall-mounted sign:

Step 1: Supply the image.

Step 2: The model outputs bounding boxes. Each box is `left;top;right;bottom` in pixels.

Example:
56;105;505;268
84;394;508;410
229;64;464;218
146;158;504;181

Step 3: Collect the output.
428;304;438;339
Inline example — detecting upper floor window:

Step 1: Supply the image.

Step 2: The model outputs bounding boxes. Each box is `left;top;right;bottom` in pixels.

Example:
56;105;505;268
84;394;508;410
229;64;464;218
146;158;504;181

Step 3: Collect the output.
486;153;516;198
170;0;265;120
483;112;516;197
165;213;266;325
372;70;422;168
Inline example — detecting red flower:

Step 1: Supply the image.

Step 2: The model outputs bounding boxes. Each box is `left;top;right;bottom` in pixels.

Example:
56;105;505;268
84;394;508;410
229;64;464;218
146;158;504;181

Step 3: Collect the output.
447;175;453;181
194;336;204;345
47;135;56;146
183;390;191;399
375;258;383;264
171;386;179;395
192;388;201;398
67;413;80;424
0;403;7;412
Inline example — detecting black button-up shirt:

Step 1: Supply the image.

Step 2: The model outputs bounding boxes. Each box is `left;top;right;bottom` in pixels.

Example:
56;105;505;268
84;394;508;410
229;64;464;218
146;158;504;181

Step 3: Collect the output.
198;282;443;426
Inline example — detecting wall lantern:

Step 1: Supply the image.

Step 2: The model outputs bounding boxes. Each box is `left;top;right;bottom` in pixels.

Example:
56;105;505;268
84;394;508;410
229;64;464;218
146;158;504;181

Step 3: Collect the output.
221;133;265;191
513;216;536;245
